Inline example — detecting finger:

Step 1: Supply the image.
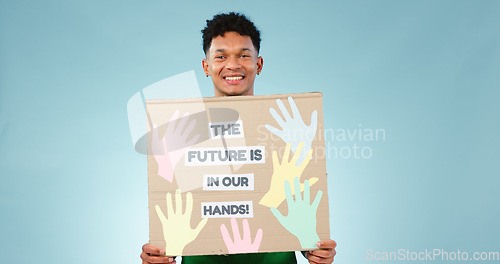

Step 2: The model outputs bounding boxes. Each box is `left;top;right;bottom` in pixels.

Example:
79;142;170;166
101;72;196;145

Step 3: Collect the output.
184;192;193;218
272;150;279;168
288;96;302;121
265;124;283;139
175;112;189;135
194;218;208;235
231;217;241;242
306;177;319;188
175;189;182;215
309;110;318;130
140;252;175;263
298;149;313;172
166;192;174;218
142;254;175;263
316;240;337;250
298;177;318;195
293;177;302;201
186;133;200;147
309;249;331;258
284;179;294;211
276;98;292;121
282;143;291;164
242;219;251;242
311;190;323;211
155;205;167;223
220;223;233;245
253;228;263;248
142;243;166;256
270;107;286;129
184;119;196;139
306;252;332;264
290;142;304;166
304;179;310;205
307;256;321;264
140;251;154;262
270;206;285;223
166;110;180;136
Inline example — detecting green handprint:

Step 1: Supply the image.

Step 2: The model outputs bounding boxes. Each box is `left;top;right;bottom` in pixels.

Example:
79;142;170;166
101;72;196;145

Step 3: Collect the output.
270;177;322;249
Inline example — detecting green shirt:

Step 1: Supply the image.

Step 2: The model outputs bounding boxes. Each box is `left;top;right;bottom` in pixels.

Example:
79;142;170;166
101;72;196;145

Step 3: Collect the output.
181;252;297;264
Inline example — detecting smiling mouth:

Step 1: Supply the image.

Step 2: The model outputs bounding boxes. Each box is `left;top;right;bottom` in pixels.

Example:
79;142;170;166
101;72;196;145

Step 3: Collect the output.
223;76;244;81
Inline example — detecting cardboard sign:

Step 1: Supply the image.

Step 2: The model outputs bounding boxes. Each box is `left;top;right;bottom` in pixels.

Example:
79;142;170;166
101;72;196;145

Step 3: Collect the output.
147;92;329;256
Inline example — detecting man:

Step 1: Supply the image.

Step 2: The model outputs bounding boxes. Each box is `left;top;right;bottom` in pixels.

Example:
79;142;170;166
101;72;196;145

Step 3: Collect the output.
141;12;337;264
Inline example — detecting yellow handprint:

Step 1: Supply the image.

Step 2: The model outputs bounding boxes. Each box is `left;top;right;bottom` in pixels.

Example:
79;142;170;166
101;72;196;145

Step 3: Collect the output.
155;189;208;256
259;142;318;208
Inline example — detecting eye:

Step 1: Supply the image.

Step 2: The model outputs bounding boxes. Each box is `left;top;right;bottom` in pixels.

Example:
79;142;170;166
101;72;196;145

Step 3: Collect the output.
241;54;250;58
215;55;225;59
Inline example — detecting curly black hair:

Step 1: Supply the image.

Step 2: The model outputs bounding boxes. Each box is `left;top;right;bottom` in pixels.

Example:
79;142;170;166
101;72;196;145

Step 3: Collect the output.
202;12;261;55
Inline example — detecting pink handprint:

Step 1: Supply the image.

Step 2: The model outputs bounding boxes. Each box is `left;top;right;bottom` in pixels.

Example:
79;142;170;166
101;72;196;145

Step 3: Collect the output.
220;218;263;254
152;110;200;182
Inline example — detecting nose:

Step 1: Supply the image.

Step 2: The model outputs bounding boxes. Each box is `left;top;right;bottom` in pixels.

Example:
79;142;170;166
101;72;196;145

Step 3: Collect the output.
225;56;241;70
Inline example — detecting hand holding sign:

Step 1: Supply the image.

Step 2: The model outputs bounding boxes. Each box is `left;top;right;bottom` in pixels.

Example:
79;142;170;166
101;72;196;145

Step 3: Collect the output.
265;96;318;165
152;110;200;182
155;189;208;256
259;142;318;208
220;218;263;254
271;177;322;249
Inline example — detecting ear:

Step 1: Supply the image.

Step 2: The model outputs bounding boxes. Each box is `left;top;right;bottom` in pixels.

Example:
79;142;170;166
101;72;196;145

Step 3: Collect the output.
202;58;210;76
256;56;263;75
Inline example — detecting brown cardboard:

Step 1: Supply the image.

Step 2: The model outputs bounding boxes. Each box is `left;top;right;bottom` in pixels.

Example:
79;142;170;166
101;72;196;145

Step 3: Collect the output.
147;92;329;256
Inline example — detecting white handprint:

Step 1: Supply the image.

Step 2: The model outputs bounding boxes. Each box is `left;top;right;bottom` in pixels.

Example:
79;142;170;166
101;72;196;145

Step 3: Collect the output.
265;96;317;165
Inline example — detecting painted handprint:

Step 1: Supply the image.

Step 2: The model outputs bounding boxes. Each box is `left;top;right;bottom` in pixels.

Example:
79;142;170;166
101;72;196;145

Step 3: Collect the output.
259;142;318;208
155;189;208;256
271;177;322;249
265;96;318;165
152;110;200;182
220;218;263;254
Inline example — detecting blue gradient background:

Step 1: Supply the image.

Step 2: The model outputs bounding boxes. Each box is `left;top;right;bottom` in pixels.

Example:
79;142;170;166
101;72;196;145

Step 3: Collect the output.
1;0;499;263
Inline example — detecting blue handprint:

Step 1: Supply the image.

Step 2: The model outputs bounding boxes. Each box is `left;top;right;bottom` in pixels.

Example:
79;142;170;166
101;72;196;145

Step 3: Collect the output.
265;96;317;165
270;177;322;249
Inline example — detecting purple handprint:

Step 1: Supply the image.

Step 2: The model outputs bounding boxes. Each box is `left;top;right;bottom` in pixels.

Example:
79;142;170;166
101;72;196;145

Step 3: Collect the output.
220;218;263;254
152;110;200;182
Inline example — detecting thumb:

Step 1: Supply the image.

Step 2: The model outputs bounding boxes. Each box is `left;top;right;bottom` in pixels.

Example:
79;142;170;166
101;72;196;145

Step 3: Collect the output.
193;218;208;235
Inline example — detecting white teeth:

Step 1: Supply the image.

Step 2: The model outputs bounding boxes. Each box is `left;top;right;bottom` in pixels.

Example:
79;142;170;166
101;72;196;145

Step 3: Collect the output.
225;76;243;81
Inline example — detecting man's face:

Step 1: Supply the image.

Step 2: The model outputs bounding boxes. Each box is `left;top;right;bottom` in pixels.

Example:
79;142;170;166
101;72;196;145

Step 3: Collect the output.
203;31;263;97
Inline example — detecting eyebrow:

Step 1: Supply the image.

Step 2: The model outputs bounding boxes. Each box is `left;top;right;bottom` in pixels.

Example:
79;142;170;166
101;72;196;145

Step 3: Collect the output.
214;48;253;53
